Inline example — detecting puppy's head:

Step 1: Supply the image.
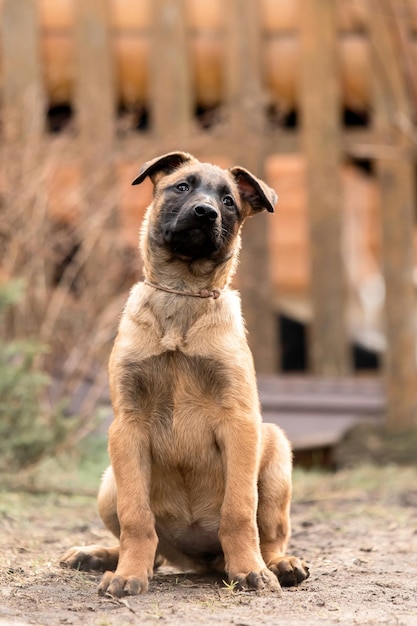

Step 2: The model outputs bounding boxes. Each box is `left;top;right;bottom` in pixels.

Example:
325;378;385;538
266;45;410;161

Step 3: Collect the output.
133;151;277;263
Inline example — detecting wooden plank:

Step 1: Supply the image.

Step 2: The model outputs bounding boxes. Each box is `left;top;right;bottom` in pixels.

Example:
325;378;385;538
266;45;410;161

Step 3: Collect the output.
74;0;115;198
38;129;409;171
149;0;193;142
0;0;45;306
1;0;45;181
72;0;117;311
263;411;380;452
258;374;384;415
299;0;350;375
224;0;278;374
368;0;417;429
115;129;300;162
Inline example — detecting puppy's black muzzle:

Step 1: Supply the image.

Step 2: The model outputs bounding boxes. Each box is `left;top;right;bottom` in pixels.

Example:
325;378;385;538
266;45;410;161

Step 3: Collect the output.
194;204;219;222
161;202;223;260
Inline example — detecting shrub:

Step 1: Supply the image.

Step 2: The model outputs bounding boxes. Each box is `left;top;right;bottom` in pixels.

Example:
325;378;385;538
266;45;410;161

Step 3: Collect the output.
0;281;74;472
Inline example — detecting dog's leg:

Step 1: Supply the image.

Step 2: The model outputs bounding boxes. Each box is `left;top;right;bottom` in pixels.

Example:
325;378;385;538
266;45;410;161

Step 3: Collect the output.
257;423;309;586
217;419;281;592
97;419;158;597
61;465;166;578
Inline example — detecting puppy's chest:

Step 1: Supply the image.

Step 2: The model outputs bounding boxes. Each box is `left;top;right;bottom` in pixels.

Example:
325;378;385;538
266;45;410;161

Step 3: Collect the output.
150;403;218;470
122;350;228;465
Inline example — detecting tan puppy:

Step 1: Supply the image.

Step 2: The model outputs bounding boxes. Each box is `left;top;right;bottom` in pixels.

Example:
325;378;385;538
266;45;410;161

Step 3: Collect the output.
61;152;309;596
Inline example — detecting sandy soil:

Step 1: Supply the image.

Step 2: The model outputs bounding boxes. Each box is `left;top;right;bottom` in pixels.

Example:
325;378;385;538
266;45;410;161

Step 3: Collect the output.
1;463;417;626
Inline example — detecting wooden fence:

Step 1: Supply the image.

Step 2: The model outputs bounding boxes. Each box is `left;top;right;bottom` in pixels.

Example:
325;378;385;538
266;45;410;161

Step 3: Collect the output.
1;0;417;429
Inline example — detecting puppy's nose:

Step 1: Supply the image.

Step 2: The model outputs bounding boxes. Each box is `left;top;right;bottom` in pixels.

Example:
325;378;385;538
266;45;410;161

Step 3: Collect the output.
194;204;218;222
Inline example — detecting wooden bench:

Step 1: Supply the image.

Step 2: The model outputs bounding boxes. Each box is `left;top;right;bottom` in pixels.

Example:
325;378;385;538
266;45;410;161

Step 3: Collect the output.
258;376;384;467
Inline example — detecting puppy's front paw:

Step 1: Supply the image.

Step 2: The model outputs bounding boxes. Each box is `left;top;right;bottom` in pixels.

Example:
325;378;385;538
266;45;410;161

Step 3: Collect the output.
98;570;150;597
268;556;310;587
229;568;281;593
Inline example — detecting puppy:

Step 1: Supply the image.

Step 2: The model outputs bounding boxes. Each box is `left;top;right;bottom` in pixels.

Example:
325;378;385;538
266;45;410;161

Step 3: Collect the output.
61;151;309;596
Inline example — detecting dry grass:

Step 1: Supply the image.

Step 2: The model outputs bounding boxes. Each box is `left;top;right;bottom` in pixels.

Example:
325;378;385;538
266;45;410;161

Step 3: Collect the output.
1;133;141;437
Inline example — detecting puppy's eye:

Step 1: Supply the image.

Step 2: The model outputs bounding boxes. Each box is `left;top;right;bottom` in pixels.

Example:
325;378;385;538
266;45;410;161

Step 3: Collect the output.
176;182;189;192
223;195;234;207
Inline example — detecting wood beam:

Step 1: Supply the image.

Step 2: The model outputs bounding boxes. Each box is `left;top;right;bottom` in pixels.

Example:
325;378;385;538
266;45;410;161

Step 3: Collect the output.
300;0;351;375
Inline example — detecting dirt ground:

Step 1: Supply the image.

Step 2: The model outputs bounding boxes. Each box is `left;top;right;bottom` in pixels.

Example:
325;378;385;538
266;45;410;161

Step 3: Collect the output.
1;459;417;626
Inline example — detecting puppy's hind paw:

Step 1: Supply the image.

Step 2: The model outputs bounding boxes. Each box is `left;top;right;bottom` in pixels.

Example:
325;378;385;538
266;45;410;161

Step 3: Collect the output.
60;545;119;572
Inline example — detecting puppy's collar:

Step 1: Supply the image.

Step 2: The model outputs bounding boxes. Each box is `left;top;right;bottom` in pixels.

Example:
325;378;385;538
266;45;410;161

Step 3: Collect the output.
144;279;221;299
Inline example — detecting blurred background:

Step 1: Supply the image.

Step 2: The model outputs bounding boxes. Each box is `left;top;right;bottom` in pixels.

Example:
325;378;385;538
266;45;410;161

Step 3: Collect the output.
2;0;417;479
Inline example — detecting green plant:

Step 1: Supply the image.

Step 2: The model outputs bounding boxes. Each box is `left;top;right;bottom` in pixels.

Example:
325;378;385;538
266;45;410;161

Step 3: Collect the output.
0;280;75;472
222;579;240;592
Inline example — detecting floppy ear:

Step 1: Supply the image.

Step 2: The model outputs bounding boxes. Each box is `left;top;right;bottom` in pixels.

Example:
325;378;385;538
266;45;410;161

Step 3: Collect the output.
132;151;195;186
229;166;277;214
